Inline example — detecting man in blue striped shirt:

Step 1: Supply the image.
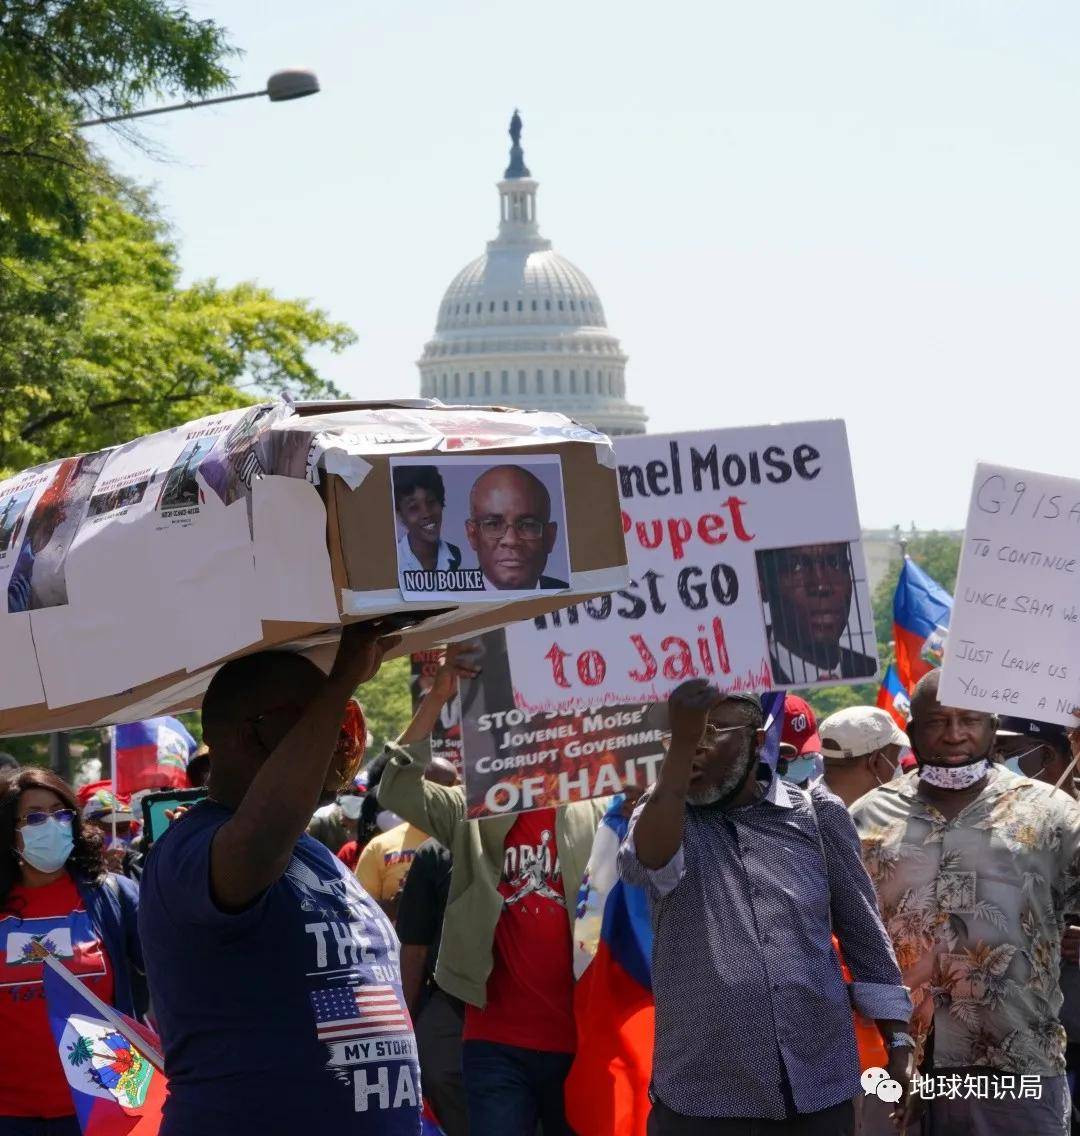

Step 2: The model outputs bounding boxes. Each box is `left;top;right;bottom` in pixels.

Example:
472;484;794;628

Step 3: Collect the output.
619;680;912;1134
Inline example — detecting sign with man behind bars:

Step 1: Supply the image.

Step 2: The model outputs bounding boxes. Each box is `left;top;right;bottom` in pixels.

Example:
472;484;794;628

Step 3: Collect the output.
457;421;877;817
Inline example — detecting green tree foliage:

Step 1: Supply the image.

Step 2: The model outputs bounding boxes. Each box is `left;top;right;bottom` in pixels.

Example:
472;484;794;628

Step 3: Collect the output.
1;186;353;472
356;657;415;752
0;0;233;249
803;682;877;722
0;2;360;762
871;532;961;649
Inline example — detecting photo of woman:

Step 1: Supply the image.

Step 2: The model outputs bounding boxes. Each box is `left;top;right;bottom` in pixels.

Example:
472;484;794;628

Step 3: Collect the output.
392;465;462;575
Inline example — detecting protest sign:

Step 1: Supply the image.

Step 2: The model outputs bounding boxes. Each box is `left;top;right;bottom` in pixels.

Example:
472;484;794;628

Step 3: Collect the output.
458;629;666;817
504;421;877;714
390;455;571;601
409;650;463;774
0;400;628;735
940;463;1080;725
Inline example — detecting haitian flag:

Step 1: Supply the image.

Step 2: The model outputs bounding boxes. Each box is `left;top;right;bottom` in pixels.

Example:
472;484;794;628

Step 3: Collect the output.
876;664;911;732
114;717;196;795
892;557;952;693
421;1103;446;1135
566;801;654;1136
43;956;166;1134
760;690;786;773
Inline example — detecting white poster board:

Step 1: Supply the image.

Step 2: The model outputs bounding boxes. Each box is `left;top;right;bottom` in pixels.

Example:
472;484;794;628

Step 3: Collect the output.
505;421;877;712
940;463;1080;725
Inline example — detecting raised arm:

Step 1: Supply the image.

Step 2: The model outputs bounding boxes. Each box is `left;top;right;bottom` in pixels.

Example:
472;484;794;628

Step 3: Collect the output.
398;642;480;746
627;680;715;870
210;624;395;912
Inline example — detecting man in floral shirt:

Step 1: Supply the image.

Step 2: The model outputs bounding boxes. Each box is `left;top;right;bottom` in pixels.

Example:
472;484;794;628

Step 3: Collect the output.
851;671;1080;1135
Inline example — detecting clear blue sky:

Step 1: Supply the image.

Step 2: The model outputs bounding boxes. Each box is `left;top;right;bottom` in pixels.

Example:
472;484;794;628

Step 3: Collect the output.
95;0;1080;530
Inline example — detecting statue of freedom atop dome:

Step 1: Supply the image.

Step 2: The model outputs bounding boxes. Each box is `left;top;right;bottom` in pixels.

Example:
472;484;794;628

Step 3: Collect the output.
505;109;531;179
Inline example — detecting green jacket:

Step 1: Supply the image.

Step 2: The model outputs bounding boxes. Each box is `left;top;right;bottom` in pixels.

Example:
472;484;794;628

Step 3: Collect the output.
378;741;606;1008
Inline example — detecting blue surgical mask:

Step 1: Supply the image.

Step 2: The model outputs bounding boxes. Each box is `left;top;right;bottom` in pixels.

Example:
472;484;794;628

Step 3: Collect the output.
1003;744;1044;779
20;816;74;873
783;757;818;784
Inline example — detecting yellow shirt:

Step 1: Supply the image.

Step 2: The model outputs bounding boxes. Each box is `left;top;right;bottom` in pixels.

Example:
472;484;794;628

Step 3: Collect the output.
355;822;428;902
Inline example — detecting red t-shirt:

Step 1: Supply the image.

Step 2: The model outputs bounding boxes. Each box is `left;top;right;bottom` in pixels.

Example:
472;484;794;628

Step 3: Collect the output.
463;808;576;1053
0;875;114;1117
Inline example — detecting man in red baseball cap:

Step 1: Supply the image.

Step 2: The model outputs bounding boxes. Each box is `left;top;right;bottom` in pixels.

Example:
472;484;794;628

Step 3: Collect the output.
778;694;823;787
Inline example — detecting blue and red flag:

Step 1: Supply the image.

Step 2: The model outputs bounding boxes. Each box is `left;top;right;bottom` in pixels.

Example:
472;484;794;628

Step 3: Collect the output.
421;1102;446;1135
760;690;787;773
566;801;654;1136
42;956;166;1134
876;664;911;733
114;717;196;796
892;557;952;693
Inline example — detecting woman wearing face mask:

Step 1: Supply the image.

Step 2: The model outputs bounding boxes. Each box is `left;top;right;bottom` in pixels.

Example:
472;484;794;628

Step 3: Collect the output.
332;787;368;871
0;768;145;1135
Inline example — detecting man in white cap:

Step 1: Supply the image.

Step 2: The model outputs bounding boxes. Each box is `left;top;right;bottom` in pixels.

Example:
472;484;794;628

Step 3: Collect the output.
818;707;910;808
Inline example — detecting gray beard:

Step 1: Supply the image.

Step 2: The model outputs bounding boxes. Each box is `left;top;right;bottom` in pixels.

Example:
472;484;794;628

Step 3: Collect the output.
687;739;755;807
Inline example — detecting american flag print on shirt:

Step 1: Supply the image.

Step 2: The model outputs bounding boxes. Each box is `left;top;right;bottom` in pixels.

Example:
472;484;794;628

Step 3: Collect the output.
310;984;412;1043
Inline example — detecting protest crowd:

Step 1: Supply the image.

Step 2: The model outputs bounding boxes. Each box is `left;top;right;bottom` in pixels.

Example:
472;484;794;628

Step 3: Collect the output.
4;414;1080;1136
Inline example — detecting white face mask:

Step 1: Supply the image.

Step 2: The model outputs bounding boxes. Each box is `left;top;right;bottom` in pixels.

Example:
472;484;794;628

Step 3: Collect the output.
337;795;364;820
919;759;991;791
873;755;905;785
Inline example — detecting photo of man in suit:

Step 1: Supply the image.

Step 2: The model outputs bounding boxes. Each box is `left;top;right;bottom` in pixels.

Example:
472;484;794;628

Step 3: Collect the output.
465;464;568;591
757;542;878;685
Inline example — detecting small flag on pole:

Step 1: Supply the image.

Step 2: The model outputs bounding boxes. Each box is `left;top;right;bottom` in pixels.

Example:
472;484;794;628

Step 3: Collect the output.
876;664;912;732
892;558;952;693
113;717;196;795
42;956;166;1134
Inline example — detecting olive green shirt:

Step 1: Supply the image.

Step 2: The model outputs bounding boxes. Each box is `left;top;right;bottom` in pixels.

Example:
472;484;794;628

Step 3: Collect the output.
377;741;606;1008
850;767;1080;1074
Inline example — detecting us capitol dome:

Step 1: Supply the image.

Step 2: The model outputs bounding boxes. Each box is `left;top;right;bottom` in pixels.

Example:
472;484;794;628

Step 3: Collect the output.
418;112;647;436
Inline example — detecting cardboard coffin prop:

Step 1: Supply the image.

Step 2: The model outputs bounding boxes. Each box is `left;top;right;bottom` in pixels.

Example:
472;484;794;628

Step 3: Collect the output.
0;399;628;734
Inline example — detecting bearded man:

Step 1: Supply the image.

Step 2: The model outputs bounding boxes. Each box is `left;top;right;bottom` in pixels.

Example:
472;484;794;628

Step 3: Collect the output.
618;679;912;1135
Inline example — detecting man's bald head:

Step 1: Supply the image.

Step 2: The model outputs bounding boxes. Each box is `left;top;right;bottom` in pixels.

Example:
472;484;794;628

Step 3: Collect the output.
466;464;558;590
468;465;551;521
424;756;460;787
202;651;325;750
909;669;942;722
908;668;997;768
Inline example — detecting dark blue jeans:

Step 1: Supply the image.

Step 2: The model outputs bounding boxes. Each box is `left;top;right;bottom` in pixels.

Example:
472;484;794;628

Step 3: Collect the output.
462;1039;575;1135
0;1119;81;1136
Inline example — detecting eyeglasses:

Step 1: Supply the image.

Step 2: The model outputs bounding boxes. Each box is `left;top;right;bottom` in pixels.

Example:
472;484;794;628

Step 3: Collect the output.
471;517;546;541
18;808;75;829
701;723;748;746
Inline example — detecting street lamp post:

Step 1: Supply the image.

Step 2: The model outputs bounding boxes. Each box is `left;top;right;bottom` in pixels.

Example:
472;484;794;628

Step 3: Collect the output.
51;67;319;773
76;68;319;128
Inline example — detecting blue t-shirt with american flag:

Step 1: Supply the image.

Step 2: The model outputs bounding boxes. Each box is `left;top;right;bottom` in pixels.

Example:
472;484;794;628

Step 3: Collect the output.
139;800;421;1135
